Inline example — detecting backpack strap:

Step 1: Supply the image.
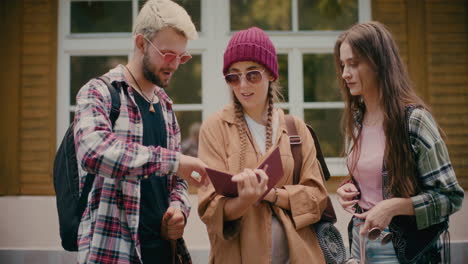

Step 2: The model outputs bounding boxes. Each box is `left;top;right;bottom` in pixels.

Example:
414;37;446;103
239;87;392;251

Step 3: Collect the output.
96;76;121;128
78;174;96;217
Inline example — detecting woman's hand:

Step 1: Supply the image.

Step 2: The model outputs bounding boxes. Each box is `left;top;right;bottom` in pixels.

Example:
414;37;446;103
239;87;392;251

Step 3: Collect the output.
232;168;268;206
336;182;360;214
223;168;269;221
354;198;414;236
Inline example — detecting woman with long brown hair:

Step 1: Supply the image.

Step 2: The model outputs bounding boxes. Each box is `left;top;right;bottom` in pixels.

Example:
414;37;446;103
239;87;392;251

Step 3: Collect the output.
197;27;328;263
335;21;464;263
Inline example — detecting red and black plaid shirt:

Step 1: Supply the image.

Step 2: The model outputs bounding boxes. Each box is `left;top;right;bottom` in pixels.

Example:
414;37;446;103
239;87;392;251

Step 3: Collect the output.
74;65;191;264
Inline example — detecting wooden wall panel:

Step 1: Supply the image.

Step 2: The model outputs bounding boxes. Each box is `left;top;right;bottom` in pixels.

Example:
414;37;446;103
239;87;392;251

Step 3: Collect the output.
18;0;57;195
373;0;468;189
0;0;22;195
372;0;409;64
407;0;428;100
426;0;468;189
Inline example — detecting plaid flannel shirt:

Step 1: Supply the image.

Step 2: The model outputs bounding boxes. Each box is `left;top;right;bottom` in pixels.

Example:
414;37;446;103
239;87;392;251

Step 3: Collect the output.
74;65;191;264
405;108;464;229
352;106;463;230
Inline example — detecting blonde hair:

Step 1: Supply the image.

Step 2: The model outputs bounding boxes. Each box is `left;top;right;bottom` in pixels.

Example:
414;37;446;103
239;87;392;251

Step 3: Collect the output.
233;80;283;171
133;0;198;40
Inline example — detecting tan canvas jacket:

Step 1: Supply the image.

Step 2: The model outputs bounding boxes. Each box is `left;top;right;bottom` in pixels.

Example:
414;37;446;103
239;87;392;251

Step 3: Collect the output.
198;103;328;264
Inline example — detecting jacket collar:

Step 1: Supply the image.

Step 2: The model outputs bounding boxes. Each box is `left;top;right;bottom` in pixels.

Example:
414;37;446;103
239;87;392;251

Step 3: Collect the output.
218;102;237;124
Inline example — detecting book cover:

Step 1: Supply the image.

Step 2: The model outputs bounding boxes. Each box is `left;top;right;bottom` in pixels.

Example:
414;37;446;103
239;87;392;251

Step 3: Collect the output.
205;146;284;203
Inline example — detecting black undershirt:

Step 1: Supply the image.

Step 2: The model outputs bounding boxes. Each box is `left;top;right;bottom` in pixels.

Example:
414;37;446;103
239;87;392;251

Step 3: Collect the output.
133;91;171;263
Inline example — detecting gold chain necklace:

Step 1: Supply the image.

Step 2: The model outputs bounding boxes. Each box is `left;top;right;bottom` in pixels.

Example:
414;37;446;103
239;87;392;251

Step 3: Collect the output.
124;65;156;112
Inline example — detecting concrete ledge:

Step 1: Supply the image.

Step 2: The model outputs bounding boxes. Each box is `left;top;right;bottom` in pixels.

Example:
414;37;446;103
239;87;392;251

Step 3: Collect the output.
1;194;467;263
1;241;467;264
0;249;211;264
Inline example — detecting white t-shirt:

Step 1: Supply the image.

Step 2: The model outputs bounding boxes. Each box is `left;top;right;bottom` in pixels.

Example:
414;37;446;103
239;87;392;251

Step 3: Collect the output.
244;112;279;155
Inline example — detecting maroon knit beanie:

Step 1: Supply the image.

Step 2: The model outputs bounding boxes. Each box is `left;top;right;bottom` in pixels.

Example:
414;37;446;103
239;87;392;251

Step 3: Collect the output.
223;27;278;80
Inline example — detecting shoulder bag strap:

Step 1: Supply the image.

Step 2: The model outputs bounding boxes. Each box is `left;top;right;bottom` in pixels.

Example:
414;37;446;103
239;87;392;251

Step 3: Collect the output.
285;115;302;185
285;115;330;182
285;115;337;223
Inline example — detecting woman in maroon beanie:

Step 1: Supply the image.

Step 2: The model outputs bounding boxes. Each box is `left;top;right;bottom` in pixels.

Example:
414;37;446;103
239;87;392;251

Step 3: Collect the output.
197;27;328;263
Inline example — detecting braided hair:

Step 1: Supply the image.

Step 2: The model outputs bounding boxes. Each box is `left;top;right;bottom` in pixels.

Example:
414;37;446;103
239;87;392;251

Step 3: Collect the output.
233;80;282;172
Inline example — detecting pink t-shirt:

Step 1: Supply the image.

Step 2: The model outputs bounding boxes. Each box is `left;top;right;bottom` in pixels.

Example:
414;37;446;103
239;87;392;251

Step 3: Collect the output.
348;124;386;210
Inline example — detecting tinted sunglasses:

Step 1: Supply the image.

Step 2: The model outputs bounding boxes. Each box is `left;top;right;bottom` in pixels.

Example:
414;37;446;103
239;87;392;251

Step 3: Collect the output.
224;69;265;86
144;36;192;64
367;227;393;245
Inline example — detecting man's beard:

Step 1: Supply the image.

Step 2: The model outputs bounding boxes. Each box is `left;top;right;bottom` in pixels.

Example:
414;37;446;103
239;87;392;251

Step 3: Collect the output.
142;52;167;88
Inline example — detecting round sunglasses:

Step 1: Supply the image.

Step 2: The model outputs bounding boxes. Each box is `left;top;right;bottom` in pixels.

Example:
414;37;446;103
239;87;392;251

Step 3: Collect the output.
224;69;265;86
144;36;192;64
367;227;393;245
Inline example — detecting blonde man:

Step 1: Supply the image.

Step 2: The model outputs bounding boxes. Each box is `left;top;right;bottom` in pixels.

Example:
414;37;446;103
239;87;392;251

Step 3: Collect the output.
73;1;206;263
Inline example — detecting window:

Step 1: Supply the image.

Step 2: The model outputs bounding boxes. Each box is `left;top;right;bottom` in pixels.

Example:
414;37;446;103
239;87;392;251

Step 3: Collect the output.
58;0;203;150
70;56;128;106
229;0;370;175
227;0;369;175
298;0;358;30
71;1;132;33
278;54;289;102
138;0;202;31
230;0;291;31
169;55;203;144
58;0;371;176
303;53;342;157
69;55;128;123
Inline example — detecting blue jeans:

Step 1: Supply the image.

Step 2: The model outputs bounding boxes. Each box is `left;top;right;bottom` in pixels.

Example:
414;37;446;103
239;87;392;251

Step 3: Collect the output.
351;217;399;264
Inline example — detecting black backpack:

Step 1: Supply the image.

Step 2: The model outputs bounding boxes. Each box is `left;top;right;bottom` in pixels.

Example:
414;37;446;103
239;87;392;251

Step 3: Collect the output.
53;76;121;251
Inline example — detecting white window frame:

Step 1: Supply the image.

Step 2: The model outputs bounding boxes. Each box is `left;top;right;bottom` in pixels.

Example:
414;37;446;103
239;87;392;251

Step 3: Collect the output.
57;0;371;176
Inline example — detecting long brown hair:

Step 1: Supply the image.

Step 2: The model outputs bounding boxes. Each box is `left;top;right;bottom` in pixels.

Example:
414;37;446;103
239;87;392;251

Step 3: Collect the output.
232;80;283;172
334;21;428;197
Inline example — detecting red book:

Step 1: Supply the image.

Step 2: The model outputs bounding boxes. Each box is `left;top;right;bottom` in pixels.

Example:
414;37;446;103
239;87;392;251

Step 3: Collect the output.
205;146;284;203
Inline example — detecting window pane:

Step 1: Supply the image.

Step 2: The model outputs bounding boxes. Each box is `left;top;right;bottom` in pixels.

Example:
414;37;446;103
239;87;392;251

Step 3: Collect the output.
303;54;341;102
167;55;201;104
278;54;288;102
230;0;291;31
70;56;127;106
176;110;201;193
304;109;343;157
71;1;132;33
298;0;358;31
138;0;201;31
175;111;202;157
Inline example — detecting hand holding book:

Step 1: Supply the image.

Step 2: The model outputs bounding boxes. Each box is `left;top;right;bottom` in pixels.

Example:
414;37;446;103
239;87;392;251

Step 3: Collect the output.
231;167;269;205
205;146;284;204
